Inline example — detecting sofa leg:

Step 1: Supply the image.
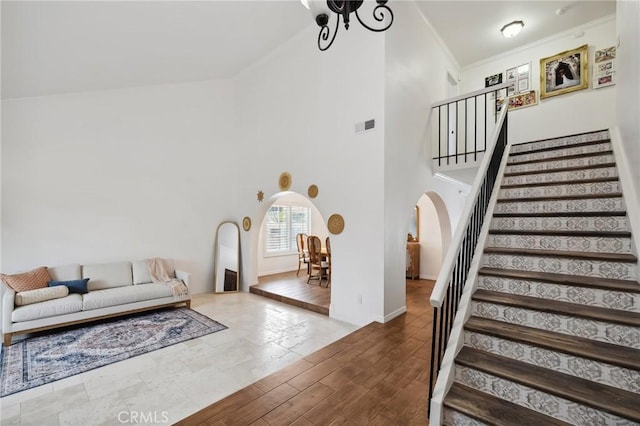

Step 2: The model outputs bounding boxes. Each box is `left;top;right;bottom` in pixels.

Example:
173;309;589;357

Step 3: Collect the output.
3;334;11;347
185;300;191;309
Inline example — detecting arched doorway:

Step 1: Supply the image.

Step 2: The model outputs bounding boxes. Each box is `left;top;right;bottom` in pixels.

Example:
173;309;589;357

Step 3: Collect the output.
414;191;451;280
248;191;331;315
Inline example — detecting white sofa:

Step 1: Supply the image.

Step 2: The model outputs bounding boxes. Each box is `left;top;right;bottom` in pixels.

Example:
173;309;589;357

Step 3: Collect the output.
2;259;191;346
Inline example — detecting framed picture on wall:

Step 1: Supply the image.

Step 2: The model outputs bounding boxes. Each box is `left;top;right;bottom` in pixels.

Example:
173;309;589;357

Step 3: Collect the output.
594;46;616;89
504;63;530;96
485;72;503;88
540;44;589;99
518;79;529;92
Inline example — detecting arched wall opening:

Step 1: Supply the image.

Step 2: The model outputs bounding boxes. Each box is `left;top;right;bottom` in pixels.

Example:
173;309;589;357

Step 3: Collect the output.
414;191;452;280
245;191;328;290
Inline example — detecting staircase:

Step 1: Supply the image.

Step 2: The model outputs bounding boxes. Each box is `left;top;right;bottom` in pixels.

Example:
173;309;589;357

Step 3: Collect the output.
441;130;640;425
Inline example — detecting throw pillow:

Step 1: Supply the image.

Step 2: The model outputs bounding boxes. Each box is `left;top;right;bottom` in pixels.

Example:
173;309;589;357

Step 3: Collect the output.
48;278;90;294
0;266;51;293
15;286;69;306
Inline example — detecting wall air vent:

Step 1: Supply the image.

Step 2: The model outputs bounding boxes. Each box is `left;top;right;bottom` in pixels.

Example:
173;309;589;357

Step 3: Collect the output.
355;119;375;134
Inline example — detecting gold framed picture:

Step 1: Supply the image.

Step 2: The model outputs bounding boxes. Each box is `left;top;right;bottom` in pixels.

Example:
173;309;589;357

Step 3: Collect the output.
540;44;588;99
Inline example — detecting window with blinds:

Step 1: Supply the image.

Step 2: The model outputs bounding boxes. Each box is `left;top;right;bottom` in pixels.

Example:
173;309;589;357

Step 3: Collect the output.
264;205;311;255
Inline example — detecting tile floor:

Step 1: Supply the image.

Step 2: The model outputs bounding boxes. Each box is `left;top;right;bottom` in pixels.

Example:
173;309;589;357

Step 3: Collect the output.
0;292;359;425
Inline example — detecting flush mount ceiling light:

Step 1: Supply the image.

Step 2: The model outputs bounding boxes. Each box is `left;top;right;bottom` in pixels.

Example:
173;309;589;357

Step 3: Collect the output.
301;0;393;51
501;20;524;38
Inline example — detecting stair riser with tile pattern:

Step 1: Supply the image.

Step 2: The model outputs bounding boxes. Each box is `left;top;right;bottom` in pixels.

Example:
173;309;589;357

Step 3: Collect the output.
442;409;488;426
454;365;634;426
499;181;621;199
490;216;630;233
502;166;618;186
463;331;640;393
494;197;625;215
486;234;633;254
510;131;609;154
477;275;640;313
505;153;615;174
509;142;612;164
482;253;637;280
471;302;640;349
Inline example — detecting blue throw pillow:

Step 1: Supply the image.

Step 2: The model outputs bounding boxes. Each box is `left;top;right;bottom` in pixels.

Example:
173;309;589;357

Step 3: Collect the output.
48;278;90;294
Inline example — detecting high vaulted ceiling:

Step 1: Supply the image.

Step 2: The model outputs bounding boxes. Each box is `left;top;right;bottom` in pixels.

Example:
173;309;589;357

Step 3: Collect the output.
1;0;616;99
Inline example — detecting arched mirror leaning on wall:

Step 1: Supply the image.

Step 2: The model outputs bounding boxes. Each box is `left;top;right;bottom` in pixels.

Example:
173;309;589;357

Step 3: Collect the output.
408;205;420;242
214;221;240;293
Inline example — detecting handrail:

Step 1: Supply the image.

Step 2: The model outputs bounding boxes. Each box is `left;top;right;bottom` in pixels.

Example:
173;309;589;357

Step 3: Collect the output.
430;105;507;308
431;82;510;108
427;103;509;417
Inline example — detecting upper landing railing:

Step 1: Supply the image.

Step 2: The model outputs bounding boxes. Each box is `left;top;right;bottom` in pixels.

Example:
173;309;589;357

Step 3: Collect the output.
431;83;510;167
427;85;511;415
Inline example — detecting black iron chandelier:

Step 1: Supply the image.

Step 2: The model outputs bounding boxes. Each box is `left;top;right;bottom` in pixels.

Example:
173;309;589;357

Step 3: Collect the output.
301;0;394;51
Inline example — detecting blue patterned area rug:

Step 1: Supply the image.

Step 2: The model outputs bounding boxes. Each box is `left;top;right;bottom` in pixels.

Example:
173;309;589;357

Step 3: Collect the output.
0;307;226;397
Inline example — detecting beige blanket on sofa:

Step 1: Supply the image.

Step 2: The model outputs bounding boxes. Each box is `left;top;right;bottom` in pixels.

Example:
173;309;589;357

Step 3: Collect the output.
146;258;188;297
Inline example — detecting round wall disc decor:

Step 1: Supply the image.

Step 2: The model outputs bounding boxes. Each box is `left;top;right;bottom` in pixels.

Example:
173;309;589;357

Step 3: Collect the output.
279;172;292;191
327;214;345;235
242;216;252;231
307;184;319;199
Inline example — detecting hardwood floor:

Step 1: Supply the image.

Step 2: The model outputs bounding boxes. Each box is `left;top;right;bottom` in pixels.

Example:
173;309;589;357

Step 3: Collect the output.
177;278;435;425
250;272;331;316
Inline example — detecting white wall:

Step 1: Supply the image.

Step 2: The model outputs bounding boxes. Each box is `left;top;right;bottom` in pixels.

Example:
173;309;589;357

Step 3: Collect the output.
460;16;617;144
234;23;387;326
616;0;640;207
256;192;327;276
1;80;236;295
383;2;466;319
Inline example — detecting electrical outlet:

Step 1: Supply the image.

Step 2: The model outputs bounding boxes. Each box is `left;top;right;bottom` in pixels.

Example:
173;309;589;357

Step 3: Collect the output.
357;294;362;304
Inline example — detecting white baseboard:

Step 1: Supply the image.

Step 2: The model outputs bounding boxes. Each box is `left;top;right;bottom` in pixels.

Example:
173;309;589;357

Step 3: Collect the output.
381;306;407;323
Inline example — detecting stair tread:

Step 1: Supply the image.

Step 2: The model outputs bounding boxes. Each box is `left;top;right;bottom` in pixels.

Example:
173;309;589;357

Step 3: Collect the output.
483;246;638;262
488;229;632;238
472;289;640;327
510;138;610;157
465;316;640;370
478;267;640;293
497;192;622;202
504;162;615;177
444;383;572;426
456;346;640;422
501;176;618;189
493;211;627;218
508;149;613;166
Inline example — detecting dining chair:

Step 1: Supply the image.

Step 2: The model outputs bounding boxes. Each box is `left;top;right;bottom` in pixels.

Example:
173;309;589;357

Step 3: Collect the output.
296;233;309;276
325;236;331;287
307;235;328;286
